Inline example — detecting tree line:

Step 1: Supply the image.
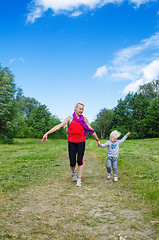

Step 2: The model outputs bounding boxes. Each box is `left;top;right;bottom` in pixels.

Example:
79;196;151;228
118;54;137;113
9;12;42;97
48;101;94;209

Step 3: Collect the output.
91;80;159;139
0;65;66;140
0;64;159;140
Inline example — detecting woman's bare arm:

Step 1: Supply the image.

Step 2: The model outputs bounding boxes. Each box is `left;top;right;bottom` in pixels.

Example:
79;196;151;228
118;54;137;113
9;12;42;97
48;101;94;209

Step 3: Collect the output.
42;116;70;142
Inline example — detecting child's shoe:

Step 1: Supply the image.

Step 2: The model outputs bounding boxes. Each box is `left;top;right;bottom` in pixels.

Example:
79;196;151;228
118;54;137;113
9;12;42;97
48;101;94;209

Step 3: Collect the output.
114;176;118;182
76;178;82;187
107;173;111;179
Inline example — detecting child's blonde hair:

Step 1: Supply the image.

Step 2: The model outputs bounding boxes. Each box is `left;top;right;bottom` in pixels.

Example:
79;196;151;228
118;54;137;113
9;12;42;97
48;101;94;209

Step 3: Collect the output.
110;130;121;139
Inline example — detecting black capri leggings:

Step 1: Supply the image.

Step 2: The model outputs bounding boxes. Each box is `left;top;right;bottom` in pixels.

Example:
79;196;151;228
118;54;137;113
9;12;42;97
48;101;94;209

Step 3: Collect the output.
68;141;85;167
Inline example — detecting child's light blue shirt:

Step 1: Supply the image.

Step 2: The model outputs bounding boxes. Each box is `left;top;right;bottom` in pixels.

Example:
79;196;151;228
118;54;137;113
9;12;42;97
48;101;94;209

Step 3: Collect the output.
101;135;128;157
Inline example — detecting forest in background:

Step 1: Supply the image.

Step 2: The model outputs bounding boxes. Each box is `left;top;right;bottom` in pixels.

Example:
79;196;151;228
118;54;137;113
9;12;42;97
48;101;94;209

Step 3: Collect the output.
0;64;159;140
92;80;159;139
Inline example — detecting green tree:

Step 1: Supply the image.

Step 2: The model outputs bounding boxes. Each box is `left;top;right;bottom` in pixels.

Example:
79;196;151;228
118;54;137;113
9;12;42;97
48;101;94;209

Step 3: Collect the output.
22;97;40;118
15;97;67;139
138;79;159;100
112;93;150;138
48;116;67;139
26;104;52;138
146;96;159;137
92;108;113;138
93;80;159;139
128;93;150;138
0;65;18;140
112;93;132;134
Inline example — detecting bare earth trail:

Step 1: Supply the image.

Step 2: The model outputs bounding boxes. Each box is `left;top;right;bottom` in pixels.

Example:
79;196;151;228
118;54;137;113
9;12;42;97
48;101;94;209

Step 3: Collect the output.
1;151;158;240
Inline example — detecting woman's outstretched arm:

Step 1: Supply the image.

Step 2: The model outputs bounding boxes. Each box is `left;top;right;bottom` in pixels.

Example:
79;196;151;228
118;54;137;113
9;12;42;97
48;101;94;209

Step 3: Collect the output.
42;116;70;142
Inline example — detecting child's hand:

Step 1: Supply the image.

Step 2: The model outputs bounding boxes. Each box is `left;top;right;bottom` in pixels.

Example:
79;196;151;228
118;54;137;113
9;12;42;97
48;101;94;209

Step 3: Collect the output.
126;132;131;136
98;141;101;147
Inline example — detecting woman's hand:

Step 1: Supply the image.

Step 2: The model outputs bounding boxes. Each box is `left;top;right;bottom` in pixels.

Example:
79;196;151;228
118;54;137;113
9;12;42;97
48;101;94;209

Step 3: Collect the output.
42;133;48;142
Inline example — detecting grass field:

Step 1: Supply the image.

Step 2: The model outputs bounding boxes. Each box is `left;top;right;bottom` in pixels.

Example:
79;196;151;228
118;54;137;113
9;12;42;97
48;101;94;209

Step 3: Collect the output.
96;138;159;218
0;138;159;239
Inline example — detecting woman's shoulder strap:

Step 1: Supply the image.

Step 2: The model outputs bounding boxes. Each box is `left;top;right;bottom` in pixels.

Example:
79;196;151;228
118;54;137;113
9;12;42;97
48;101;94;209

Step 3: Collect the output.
68;114;73;126
66;114;73;137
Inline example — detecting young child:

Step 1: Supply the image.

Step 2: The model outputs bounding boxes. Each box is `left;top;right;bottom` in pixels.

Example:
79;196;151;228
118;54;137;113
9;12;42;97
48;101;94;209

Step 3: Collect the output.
99;130;131;182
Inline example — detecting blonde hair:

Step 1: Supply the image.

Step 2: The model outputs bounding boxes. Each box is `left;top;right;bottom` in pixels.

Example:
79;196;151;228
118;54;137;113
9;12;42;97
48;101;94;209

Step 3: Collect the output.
110;130;121;139
74;102;85;110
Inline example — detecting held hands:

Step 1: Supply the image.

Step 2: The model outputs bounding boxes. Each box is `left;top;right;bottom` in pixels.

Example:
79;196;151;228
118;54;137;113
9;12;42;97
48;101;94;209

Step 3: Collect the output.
96;138;101;147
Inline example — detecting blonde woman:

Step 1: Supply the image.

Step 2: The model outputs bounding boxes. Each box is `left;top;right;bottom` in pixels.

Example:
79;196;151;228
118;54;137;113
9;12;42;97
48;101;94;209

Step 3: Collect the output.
42;102;100;187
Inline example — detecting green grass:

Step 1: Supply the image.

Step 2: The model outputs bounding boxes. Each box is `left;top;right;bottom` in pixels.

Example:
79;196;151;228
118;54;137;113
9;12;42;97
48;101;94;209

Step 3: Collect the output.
94;138;159;220
0;138;67;192
0;138;159;220
0;138;159;239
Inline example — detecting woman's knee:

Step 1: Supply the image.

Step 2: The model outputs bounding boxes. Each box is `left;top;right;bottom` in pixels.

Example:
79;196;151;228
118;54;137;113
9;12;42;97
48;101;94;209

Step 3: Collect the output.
70;162;76;168
77;158;84;166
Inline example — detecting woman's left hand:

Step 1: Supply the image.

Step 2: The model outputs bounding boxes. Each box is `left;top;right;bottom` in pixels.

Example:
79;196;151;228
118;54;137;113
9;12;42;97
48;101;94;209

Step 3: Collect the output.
42;133;48;142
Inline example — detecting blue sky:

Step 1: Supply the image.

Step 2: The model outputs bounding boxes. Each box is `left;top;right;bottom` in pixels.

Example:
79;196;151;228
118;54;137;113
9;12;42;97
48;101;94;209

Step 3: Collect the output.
0;0;159;122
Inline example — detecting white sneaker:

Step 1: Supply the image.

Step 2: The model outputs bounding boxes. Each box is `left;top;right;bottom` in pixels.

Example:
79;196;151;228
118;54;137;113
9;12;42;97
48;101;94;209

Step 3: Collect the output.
114;176;118;182
107;173;111;179
76;178;82;187
72;171;77;182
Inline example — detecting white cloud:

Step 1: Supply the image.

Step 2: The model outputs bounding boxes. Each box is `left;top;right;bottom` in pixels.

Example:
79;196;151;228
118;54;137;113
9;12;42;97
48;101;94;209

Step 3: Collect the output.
93;32;159;94
114;32;159;64
26;0;154;23
122;78;144;93
70;11;83;17
129;0;155;8
123;60;159;93
141;59;159;82
26;6;44;23
119;35;159;93
10;58;25;63
93;65;108;78
111;72;135;80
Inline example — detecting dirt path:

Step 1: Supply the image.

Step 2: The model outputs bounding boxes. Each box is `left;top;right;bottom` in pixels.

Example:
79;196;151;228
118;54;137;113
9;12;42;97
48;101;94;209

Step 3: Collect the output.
1;151;158;240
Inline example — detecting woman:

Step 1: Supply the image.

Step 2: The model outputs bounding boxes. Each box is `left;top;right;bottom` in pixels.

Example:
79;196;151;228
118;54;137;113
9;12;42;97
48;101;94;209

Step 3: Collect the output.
42;102;101;187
